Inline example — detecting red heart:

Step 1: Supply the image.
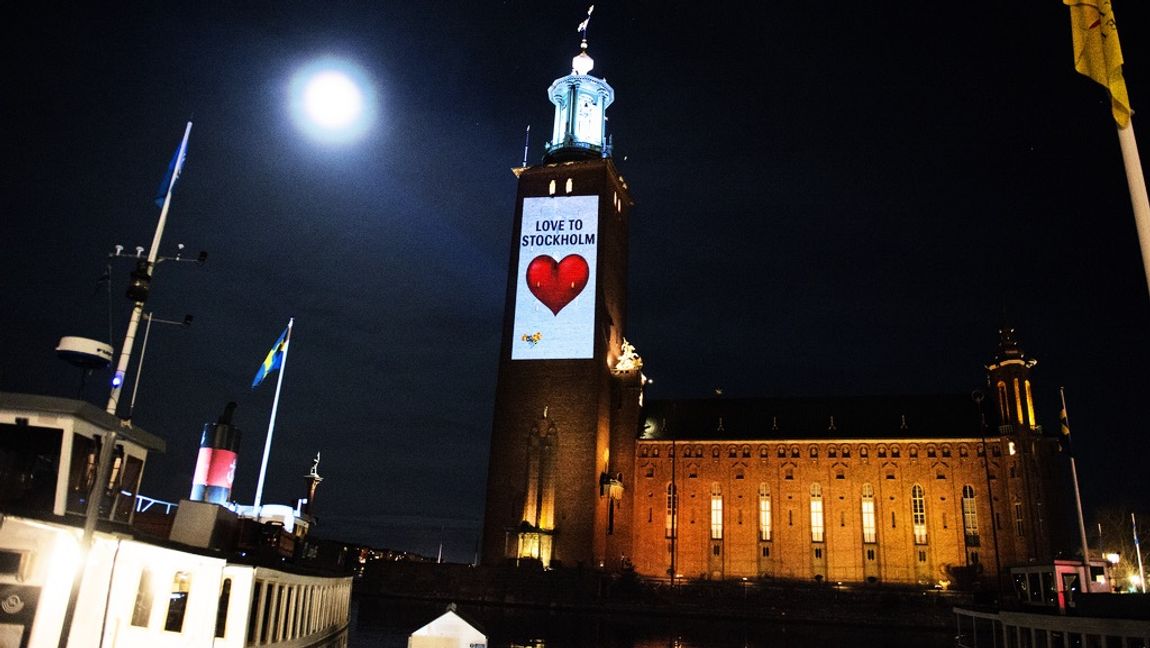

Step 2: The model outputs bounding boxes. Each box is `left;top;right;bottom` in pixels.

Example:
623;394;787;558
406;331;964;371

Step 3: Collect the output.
526;254;590;315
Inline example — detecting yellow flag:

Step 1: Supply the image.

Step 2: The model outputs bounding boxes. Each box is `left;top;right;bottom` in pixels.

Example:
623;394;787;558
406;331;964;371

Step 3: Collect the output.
1065;0;1132;127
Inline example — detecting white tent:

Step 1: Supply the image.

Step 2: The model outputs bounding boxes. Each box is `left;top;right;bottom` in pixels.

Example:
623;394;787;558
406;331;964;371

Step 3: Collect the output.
408;606;486;648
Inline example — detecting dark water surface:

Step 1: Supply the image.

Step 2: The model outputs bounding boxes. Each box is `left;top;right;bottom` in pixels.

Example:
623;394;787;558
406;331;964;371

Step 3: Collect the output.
349;597;955;648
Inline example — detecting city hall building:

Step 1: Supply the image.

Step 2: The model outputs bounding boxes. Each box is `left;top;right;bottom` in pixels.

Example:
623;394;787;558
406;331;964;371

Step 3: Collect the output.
481;34;1069;587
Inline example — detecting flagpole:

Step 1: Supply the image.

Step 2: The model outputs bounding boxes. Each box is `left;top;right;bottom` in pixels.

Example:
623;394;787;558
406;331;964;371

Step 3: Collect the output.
1060;387;1092;573
1115;121;1150;300
106;121;193;417
1134;512;1147;593
254;317;293;514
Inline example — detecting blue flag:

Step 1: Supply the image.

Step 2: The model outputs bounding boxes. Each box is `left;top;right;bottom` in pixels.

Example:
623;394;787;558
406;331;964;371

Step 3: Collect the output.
154;122;192;207
252;325;290;389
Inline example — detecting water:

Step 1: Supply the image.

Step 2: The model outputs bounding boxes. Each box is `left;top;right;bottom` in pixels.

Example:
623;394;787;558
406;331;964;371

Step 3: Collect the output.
349;597;955;648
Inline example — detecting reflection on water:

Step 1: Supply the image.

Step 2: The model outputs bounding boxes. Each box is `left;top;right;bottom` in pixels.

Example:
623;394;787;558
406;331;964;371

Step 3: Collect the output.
350;597;954;648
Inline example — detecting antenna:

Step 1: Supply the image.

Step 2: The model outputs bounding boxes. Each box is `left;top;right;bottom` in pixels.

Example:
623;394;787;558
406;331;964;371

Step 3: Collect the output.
522;124;531;167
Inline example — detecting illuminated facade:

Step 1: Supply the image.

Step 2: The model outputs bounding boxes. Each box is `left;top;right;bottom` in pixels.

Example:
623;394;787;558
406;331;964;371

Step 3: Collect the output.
481;32;1068;586
630;330;1067;585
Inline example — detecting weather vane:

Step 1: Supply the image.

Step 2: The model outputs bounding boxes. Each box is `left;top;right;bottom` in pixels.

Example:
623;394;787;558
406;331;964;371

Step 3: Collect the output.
577;5;594;40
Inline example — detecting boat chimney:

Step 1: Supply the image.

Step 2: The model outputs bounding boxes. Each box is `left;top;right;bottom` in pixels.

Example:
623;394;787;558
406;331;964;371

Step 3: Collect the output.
190;402;241;505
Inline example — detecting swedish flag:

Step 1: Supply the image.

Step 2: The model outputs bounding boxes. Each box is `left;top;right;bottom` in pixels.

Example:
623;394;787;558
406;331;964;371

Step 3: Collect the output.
252;325;290;389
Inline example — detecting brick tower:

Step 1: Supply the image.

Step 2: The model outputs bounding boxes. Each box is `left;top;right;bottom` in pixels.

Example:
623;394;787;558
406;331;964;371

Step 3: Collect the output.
481;27;641;570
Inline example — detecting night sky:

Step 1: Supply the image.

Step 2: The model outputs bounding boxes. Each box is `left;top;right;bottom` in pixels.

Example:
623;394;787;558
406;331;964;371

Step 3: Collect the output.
3;2;1148;563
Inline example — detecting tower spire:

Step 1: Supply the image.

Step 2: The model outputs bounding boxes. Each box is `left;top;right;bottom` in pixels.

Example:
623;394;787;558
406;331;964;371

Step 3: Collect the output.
544;5;614;162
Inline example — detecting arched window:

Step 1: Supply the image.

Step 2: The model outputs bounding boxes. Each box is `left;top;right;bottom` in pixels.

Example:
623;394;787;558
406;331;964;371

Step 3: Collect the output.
841;445;851;458
665;483;677;538
962;485;979;544
911;484;927;544
810;483;825;542
891;445;901;459
1025;380;1036;428
860;446;869;459
758;483;772;541
809;446;819;459
710;482;723;540
997;380;1009;422
861;484;876;543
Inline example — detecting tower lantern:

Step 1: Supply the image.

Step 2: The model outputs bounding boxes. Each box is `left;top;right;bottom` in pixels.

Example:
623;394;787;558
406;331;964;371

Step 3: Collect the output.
544;22;615;161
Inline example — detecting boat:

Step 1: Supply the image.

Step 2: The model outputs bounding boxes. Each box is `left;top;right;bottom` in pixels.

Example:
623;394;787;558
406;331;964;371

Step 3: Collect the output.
0;392;352;648
953;561;1150;647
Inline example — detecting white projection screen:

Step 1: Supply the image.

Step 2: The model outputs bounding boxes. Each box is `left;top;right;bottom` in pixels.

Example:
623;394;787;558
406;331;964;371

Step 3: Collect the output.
511;195;599;360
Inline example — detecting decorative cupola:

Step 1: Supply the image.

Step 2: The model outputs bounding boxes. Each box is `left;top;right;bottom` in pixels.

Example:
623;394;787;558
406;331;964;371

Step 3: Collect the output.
544;7;615;162
986;326;1039;430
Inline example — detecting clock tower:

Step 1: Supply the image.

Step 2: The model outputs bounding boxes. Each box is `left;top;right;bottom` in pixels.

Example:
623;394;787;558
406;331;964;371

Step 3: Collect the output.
481;29;642;570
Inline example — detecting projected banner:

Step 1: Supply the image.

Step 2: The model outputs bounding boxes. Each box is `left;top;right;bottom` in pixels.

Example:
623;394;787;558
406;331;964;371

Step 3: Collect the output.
511;195;598;360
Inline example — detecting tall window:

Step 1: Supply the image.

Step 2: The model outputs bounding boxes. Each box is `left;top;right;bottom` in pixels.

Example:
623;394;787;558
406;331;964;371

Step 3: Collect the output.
665;483;677;538
1014;501;1025;536
911;484;927;544
810;483;825;542
962;485;979;544
131;568;154;627
758;483;772;541
710;483;723;540
164;571;191;633
861;483;876;543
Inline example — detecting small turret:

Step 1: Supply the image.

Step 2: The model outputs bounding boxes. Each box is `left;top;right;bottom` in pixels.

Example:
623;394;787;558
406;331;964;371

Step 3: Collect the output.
986;326;1039;430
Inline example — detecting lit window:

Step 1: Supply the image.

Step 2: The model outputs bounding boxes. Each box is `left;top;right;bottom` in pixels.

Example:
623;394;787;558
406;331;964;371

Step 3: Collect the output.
548;179;556;195
861;484;876;543
131;568;154;627
810;483;824;542
710;483;723;540
565;178;573;193
758;483;772;541
911;484;927;544
665;483;677;538
962;485;979;544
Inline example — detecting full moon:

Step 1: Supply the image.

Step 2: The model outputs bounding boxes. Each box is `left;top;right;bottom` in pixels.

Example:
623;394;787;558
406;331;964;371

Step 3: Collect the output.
304;72;363;128
290;58;375;144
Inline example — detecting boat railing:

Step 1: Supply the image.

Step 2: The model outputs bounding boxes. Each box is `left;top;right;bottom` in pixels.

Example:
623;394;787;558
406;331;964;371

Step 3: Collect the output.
135;493;178;514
